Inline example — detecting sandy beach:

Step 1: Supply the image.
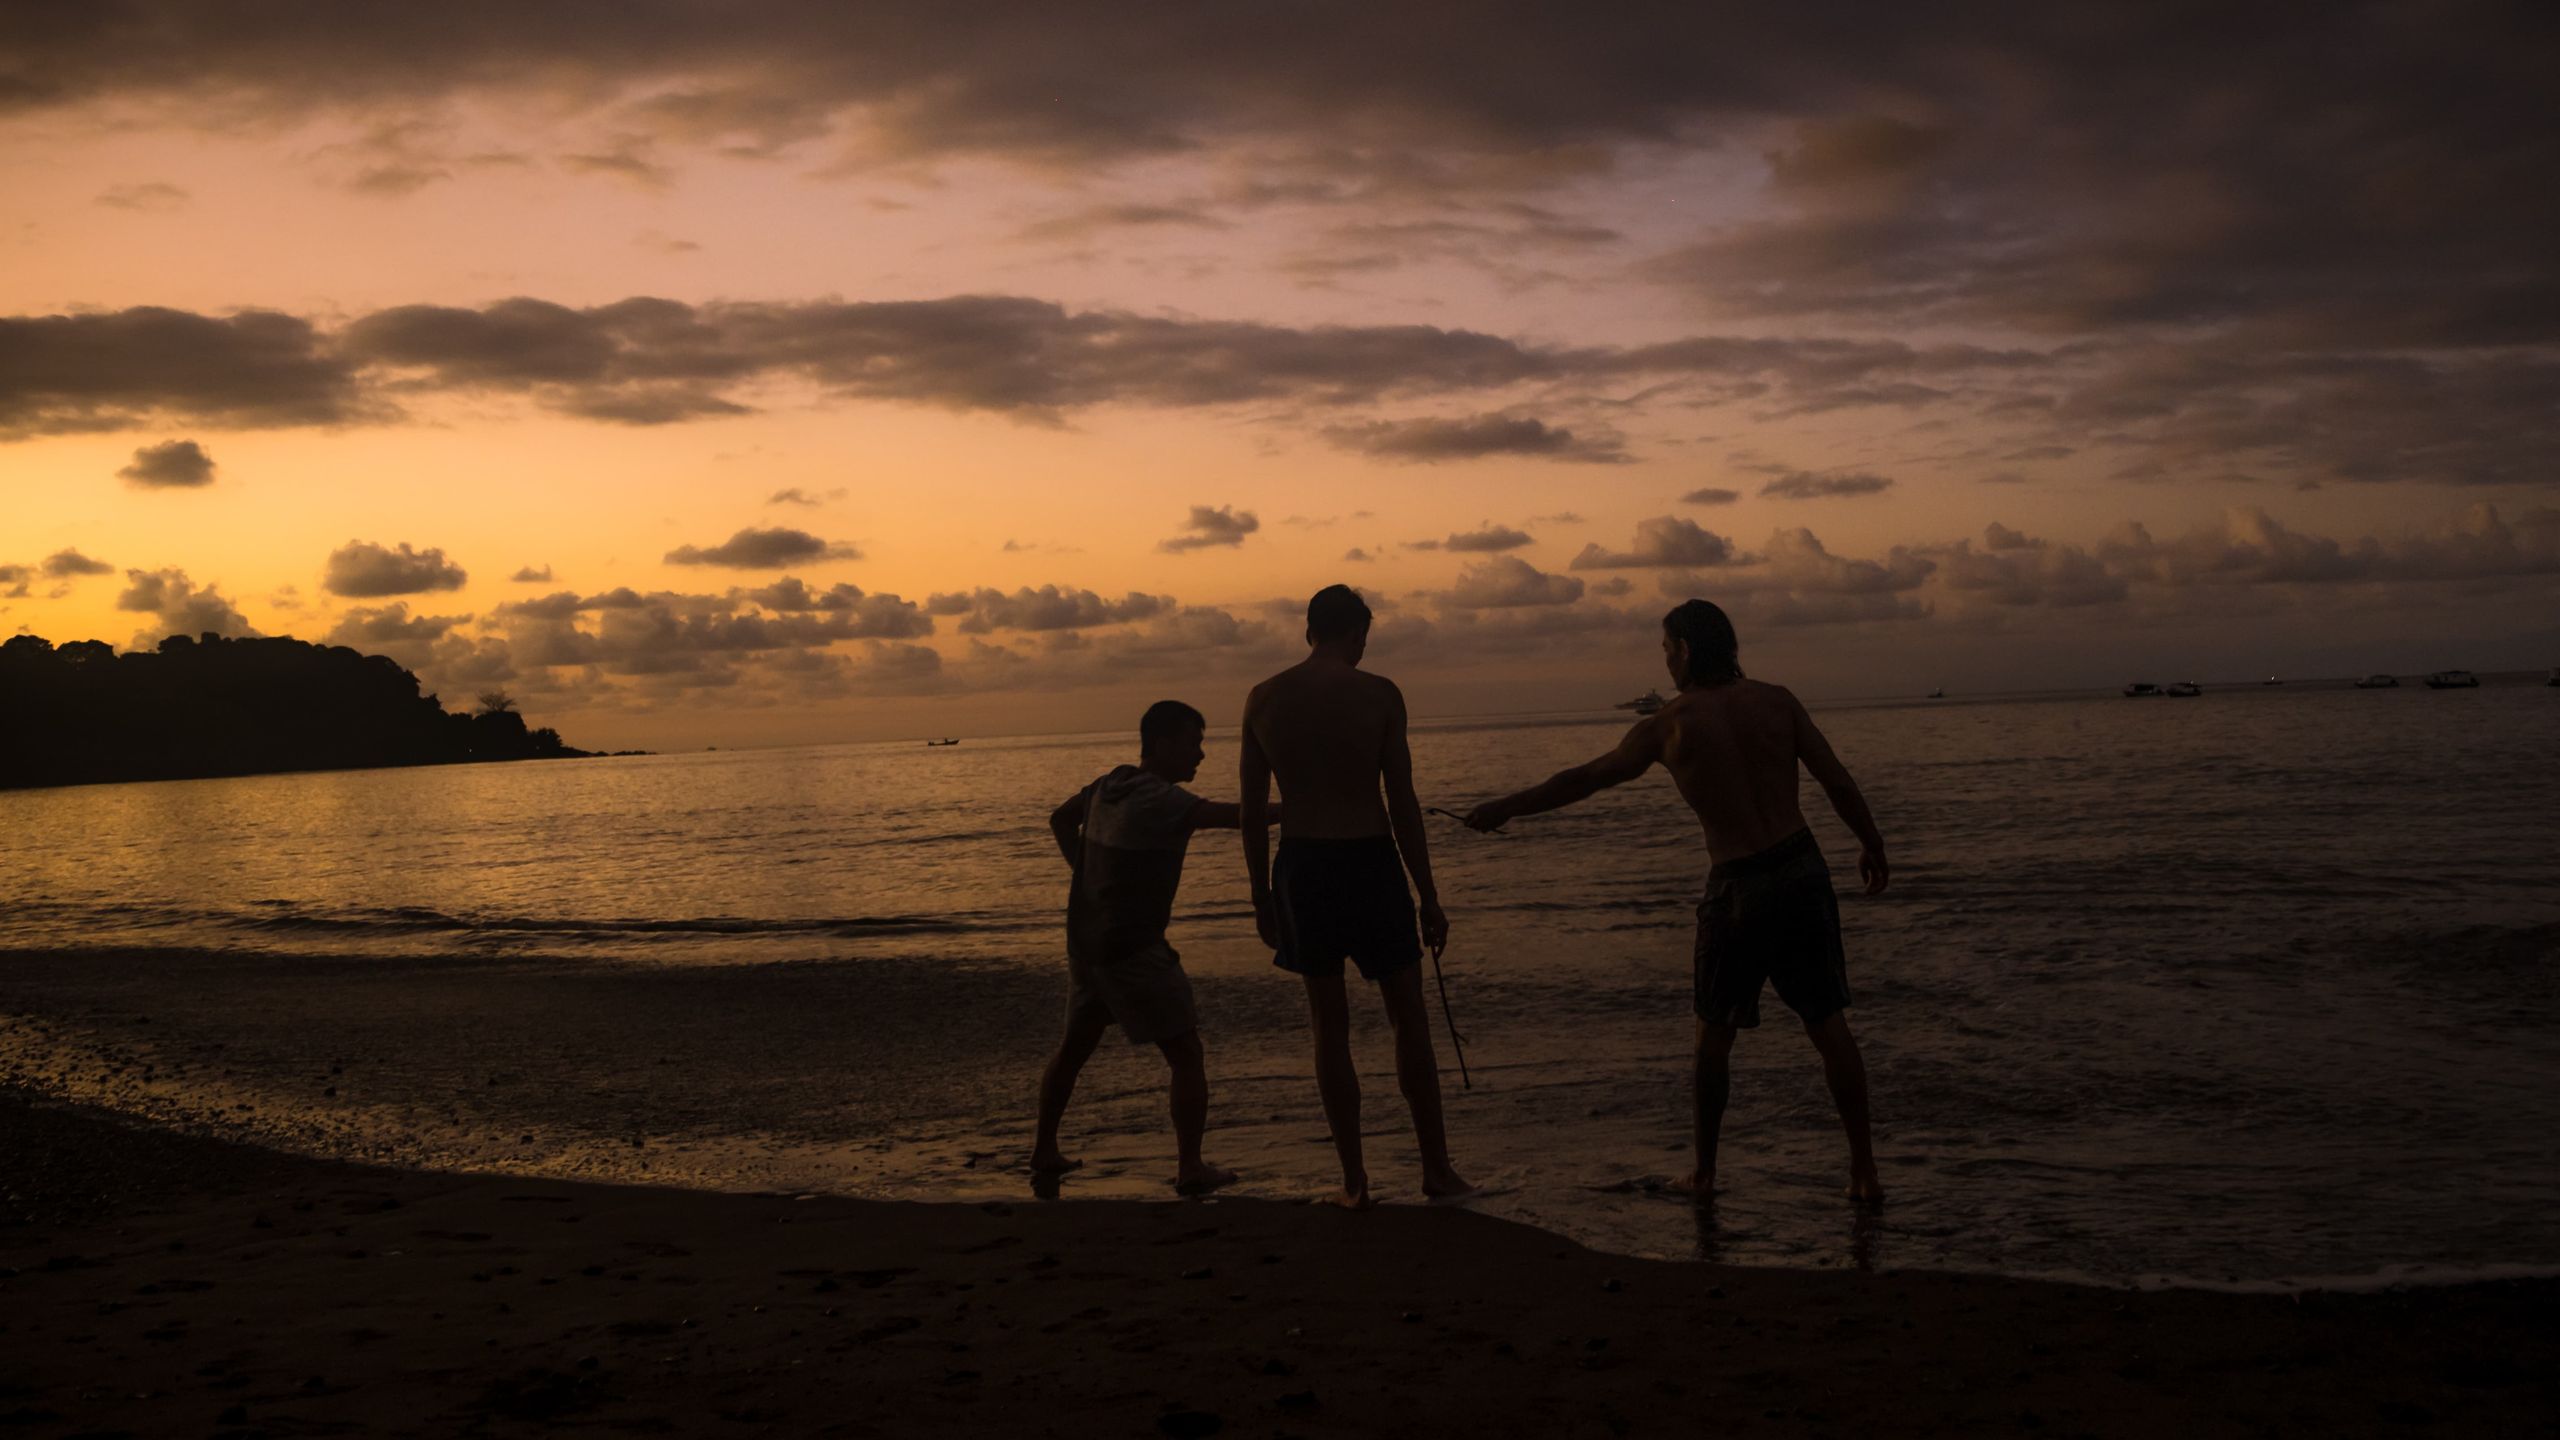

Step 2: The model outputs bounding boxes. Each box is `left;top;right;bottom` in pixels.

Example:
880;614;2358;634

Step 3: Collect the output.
5;1080;2553;1439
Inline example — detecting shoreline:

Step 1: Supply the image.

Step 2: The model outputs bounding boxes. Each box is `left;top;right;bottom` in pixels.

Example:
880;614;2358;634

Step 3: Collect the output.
5;1087;2554;1437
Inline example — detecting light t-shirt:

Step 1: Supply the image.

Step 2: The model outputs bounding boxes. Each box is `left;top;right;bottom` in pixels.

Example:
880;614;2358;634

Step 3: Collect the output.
1066;765;1202;962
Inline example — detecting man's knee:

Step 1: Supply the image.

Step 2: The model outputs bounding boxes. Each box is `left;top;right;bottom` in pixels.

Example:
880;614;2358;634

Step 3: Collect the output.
1694;1018;1739;1062
1156;1029;1205;1071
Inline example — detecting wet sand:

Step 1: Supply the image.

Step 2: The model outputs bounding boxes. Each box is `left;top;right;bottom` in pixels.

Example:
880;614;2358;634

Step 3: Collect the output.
4;1087;2554;1439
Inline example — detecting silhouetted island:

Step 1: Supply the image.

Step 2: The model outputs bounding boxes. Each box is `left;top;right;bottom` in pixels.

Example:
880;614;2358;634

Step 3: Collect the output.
0;631;611;790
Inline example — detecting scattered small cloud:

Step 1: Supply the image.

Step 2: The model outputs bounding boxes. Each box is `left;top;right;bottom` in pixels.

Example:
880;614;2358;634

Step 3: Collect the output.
1570;516;1739;570
510;564;554;583
1322;413;1629;464
322;540;469;597
117;567;257;644
1681;487;1740;505
767;486;847;507
95;182;190;211
1759;471;1896;500
1444;524;1534;552
1445;555;1585;608
41;548;114;578
664;526;860;568
118;439;217;488
1344;547;1373;562
1159;505;1260;553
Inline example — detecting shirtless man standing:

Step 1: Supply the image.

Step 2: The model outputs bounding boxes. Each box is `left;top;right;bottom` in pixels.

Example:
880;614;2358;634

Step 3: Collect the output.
1241;585;1476;1208
1463;600;1888;1203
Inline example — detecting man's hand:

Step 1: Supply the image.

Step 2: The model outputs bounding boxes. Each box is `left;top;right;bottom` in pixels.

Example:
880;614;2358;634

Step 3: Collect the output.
1460;801;1510;833
1418;897;1450;957
1253;891;1281;950
1857;845;1889;896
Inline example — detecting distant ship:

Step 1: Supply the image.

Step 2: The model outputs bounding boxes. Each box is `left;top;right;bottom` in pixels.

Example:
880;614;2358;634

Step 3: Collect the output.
2424;670;2480;690
2124;682;2161;697
1614;689;1666;715
2353;674;2401;689
2167;680;2203;697
926;737;961;746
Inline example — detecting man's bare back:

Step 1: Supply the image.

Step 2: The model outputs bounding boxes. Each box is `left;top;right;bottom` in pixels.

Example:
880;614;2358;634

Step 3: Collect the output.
1650;679;1873;872
1242;658;1396;839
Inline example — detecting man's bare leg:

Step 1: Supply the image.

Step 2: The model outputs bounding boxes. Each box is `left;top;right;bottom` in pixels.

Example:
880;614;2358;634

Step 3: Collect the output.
1678;1019;1738;1201
1154;1030;1235;1194
1803;1010;1883;1202
1303;975;1371;1207
1378;965;1478;1198
1032;1007;1111;1174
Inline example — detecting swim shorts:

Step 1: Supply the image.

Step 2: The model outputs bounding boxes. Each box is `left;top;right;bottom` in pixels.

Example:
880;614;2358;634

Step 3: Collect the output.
1066;939;1199;1046
1693;828;1851;1028
1269;835;1423;982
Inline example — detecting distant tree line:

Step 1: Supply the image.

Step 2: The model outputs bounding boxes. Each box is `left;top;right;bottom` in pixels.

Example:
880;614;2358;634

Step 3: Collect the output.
0;631;595;790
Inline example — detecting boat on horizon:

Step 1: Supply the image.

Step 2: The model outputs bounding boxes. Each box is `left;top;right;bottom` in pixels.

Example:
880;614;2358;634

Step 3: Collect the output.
1614;689;1666;715
2353;674;2401;689
2124;682;2163;698
2168;680;2203;697
926;737;961;746
2424;670;2480;690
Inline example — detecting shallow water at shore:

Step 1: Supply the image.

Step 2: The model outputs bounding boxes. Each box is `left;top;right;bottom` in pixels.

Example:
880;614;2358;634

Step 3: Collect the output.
5;680;2558;1282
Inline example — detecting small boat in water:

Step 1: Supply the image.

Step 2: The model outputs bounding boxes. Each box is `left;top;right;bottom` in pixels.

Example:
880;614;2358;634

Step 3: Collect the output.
927;737;961;746
1614;689;1666;715
2353;674;2400;689
2167;680;2203;697
2424;670;2480;690
2123;682;2163;697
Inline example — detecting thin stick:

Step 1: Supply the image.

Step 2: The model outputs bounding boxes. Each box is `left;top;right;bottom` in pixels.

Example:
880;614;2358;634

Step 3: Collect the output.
1428;944;1472;1090
1425;804;1505;836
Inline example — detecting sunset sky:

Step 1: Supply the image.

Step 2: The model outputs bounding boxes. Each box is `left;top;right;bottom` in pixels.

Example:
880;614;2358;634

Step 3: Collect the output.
5;3;2555;748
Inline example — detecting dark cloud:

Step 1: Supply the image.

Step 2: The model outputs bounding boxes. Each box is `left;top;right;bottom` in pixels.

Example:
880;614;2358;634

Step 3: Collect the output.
117;439;217;488
3;294;2055;441
924;584;1170;633
663;526;860;568
322;602;469;652
1343;547;1373;562
1570;516;1738;570
509;564;553;583
1758;470;1894;500
0;308;358;437
1320;413;1628;464
0;565;28;598
1680;487;1740;505
1444;555;1584;609
1159;505;1259;553
1443;524;1534;553
322;540;468;597
116;567;257;644
41;548;114;578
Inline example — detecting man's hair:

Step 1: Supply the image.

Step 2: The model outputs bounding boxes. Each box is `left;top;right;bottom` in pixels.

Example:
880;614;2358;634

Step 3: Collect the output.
1305;583;1373;642
1663;599;1743;686
1139;699;1206;754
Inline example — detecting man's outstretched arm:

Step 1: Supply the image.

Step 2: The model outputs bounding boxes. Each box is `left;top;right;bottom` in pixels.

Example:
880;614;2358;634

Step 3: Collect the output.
1464;718;1662;829
1790;692;1887;894
1238;688;1279;947
1379;682;1448;955
1191;799;1280;830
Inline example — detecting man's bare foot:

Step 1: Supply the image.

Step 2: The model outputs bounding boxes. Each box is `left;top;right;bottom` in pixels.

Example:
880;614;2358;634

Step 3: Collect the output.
1846;1170;1884;1205
1323;1185;1376;1210
1672;1170;1716;1204
1422;1166;1485;1202
1173;1162;1238;1196
1030;1151;1084;1176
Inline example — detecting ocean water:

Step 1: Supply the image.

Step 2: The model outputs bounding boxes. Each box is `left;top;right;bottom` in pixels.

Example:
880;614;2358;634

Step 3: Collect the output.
4;678;2557;1287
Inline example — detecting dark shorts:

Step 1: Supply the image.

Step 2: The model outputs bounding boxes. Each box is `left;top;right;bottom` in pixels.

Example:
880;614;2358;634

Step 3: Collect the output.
1694;828;1852;1029
1270;836;1422;982
1067;940;1199;1046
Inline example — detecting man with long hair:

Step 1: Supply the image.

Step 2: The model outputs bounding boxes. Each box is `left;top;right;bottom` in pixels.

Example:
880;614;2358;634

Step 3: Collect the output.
1464;600;1888;1203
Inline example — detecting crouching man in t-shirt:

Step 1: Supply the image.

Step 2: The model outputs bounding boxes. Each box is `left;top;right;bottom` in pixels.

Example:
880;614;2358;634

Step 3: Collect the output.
1033;699;1271;1195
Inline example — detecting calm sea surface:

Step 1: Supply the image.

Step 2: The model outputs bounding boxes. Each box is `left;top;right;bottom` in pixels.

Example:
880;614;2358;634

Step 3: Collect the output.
5;680;2557;1286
